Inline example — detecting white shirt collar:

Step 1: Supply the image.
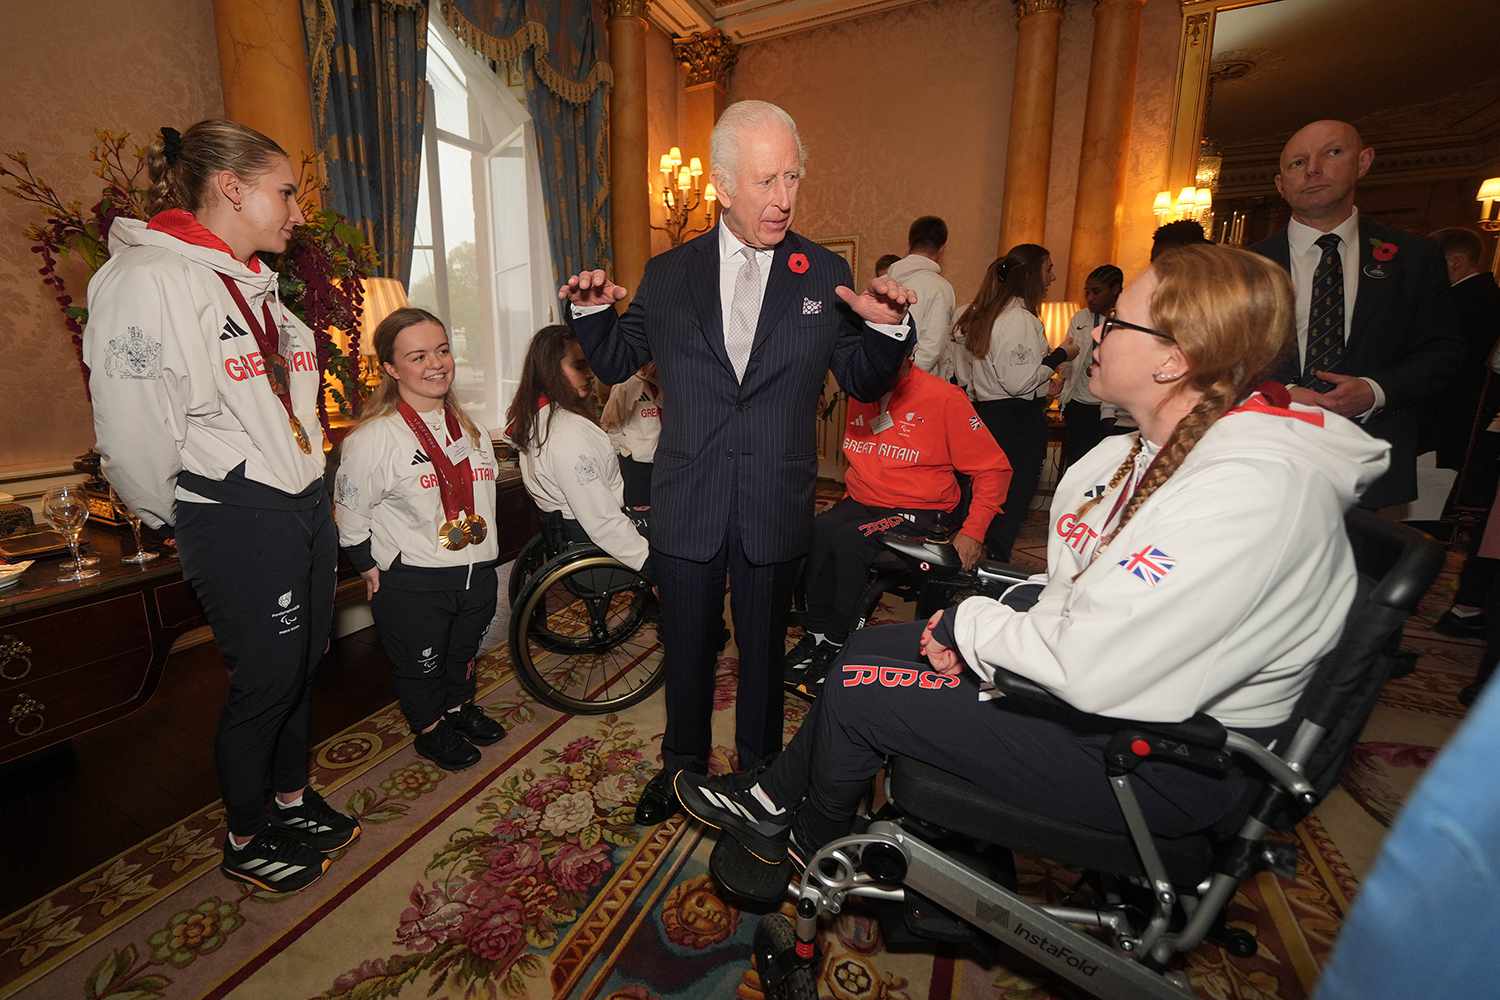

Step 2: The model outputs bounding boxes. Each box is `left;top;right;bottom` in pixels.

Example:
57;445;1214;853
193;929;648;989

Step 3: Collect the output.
718;221;774;263
1454;271;1483;287
1287;208;1360;258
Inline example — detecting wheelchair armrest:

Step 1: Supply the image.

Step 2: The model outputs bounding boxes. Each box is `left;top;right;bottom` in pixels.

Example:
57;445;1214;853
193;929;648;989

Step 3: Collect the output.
973;560;1035;589
988;669;1232;775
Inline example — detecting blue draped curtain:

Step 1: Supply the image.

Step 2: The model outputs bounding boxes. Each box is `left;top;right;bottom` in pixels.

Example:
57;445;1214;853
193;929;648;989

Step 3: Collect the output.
302;0;429;284
438;0;612;280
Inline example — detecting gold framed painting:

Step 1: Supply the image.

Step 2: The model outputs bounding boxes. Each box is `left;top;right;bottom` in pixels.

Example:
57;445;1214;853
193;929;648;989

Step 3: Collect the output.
816;237;858;280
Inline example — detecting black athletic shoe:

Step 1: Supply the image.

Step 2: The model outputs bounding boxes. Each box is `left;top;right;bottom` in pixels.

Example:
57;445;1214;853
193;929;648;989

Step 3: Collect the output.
221;828;330;893
634;768;682;826
675;770;791;864
270;787;362;854
415;718;481;771
1434;608;1487;638
449;702;506;746
785;636;842;694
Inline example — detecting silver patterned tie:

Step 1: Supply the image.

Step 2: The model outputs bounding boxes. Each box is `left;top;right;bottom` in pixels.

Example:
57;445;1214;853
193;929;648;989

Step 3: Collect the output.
726;246;761;382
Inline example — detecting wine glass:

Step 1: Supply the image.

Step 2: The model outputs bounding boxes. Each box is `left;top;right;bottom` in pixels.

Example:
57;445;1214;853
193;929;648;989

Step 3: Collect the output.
117;502;159;565
44;486;98;582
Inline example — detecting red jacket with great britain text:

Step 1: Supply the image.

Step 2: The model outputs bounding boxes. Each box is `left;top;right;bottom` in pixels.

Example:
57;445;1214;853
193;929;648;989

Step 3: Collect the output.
842;364;1012;541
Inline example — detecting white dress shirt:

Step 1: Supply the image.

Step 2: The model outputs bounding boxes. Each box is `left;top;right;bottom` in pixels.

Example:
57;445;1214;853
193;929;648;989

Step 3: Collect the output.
1286;209;1384;414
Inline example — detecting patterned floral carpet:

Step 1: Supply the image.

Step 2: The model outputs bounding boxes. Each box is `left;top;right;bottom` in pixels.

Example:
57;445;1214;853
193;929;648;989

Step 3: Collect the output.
0;511;1482;1000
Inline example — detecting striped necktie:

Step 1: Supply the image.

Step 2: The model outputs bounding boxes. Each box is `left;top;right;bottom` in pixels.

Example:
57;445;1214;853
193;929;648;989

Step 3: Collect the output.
1304;233;1344;392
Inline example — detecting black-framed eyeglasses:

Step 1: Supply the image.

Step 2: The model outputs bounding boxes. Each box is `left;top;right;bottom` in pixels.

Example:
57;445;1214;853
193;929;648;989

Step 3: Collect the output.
1098;312;1175;343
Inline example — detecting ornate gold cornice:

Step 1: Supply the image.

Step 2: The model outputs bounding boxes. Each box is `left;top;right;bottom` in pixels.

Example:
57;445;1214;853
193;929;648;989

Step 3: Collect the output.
608;0;646;19
673;29;738;89
1013;0;1067;20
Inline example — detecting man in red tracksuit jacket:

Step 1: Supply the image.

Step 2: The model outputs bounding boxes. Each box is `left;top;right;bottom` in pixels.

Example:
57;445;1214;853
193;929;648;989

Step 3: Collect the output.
786;354;1012;684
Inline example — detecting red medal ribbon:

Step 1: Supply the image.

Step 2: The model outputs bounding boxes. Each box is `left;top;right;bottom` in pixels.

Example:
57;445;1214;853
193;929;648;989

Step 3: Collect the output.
398;401;476;524
216;272;297;422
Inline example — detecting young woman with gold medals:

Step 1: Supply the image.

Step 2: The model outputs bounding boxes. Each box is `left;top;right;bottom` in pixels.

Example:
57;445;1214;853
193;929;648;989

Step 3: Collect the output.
85;120;358;895
334;308;506;773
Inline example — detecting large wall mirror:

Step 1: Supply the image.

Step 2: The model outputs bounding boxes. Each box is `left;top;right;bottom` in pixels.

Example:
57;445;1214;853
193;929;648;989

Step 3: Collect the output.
1169;0;1500;262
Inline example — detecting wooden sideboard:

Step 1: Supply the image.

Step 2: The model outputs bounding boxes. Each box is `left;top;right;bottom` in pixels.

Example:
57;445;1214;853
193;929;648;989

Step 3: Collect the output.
0;468;536;767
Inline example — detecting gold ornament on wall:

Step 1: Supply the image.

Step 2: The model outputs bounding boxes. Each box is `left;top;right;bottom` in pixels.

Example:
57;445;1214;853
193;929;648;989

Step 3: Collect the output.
1013;0;1068;21
673;29;738;89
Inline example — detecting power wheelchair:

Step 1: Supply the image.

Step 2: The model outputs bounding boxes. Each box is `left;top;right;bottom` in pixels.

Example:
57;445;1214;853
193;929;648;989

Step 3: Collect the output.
506;508;664;714
726;510;1443;999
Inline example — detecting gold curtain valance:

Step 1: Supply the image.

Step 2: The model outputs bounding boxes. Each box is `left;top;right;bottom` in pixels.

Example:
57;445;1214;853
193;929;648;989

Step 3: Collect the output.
438;0;612;106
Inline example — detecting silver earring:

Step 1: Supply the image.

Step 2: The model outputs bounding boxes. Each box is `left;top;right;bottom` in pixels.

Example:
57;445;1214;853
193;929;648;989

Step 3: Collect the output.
1152;371;1175;383
232;202;242;213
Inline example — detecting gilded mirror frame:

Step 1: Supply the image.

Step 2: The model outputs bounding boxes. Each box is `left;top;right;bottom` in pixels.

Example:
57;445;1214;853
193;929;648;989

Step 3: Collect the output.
1166;0;1285;192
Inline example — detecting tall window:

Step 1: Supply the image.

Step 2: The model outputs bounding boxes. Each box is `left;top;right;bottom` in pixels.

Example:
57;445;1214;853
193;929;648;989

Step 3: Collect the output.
408;15;555;430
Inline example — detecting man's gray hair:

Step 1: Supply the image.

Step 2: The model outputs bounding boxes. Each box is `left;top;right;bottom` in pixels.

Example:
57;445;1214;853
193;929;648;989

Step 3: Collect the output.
709;100;808;198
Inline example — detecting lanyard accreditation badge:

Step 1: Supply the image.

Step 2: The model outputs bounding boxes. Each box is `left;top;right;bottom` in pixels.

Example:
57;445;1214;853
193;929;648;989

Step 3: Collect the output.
216;272;312;454
398;401;488;550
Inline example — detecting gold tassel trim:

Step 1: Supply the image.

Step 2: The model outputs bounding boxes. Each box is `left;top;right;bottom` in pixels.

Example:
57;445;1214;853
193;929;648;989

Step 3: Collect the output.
439;0;612;106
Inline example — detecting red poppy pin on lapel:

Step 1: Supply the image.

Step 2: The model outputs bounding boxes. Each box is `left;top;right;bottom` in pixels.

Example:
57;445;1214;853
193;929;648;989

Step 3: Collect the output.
788;252;809;274
1365;238;1398;278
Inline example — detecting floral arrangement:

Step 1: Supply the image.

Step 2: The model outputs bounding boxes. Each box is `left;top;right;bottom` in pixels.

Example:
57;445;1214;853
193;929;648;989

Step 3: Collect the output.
0;130;376;425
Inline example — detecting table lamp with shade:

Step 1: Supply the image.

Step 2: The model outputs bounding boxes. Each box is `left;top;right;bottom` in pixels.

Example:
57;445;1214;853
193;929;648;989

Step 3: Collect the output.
359;277;410;386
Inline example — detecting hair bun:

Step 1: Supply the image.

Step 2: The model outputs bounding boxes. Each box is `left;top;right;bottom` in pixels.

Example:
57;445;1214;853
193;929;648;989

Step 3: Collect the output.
160;126;183;165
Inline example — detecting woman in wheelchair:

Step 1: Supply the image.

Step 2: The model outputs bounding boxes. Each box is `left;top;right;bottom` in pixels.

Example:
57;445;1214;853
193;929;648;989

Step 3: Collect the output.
675;244;1390;867
505;324;651;575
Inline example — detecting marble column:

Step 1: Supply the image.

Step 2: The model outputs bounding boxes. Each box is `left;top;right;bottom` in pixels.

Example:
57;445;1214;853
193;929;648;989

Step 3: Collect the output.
998;0;1067;255
211;0;320;196
673;31;738;240
609;0;651;302
1065;0;1146;299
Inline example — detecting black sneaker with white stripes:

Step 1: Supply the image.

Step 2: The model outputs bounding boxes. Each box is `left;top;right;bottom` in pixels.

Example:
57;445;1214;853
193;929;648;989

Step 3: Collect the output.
221;828;331;893
674;770;791;864
269;787;361;854
784;635;842;695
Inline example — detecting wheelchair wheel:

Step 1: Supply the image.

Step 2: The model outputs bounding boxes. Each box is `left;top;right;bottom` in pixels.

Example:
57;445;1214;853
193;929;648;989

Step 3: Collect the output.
509;551;665;714
507;534;549;608
753;914;818;1000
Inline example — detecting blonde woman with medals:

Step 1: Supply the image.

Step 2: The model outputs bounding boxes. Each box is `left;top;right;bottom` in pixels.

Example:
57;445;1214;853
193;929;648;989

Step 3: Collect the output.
334;308;505;772
85;120;358;894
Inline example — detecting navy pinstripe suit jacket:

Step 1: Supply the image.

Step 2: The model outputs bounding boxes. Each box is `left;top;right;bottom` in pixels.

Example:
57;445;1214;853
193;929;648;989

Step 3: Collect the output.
569;227;909;564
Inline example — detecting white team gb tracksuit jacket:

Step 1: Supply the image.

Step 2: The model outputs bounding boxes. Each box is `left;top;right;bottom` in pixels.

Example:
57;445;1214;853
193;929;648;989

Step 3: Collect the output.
84;219;326;528
949;395;1391;729
514;404;649;571
334;410;501;572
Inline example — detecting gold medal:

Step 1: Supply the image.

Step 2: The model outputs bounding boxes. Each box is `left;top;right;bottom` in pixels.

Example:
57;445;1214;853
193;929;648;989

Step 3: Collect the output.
266;351;290;395
289;414;312;454
463;513;488;545
438;518;470;551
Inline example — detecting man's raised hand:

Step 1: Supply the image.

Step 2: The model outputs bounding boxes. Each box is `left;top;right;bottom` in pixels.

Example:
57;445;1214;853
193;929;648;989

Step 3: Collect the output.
834;275;917;326
558;270;627;308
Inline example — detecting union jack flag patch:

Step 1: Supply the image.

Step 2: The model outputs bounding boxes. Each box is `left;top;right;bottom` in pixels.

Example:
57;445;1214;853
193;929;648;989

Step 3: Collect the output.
968;415;982;431
1118;545;1176;586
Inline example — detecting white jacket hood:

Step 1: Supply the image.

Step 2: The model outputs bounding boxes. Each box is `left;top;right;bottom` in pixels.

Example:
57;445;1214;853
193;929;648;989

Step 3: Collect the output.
108;217;280;296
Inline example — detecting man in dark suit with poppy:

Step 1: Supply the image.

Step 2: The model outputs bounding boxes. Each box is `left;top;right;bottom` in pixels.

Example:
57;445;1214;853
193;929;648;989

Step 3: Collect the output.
1251;119;1462;509
561;101;915;825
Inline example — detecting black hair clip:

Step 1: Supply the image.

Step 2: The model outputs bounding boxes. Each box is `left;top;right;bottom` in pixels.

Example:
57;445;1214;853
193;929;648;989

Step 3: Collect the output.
160;126;183;164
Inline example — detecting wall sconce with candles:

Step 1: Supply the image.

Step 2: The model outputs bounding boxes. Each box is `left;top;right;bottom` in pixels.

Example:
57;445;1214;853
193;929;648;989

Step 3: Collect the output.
1478;177;1500;233
651;145;716;247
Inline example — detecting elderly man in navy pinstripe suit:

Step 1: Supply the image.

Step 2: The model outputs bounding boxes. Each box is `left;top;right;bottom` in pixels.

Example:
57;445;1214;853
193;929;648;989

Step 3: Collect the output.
562;100;917;825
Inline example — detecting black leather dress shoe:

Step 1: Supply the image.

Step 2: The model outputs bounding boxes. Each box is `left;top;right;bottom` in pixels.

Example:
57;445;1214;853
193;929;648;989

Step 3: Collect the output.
634;767;683;825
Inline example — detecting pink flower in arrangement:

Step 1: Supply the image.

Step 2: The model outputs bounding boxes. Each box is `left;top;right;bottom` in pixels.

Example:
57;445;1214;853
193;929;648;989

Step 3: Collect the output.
522;775;575;810
559;736;600;763
603;748;643;773
395;884;467;953
549;842;614;894
483;838;546;885
458;884;527;965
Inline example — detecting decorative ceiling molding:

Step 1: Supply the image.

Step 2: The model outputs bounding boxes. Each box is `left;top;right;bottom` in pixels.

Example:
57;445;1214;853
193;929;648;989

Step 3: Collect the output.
646;0;929;45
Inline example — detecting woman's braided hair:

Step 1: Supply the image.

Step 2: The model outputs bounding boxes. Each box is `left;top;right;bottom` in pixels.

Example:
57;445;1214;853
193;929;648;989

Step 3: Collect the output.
146;119;286;216
1076;244;1295;560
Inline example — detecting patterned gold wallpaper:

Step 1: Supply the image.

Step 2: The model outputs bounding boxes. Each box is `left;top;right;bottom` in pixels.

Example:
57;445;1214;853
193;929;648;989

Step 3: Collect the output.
0;0;224;476
721;0;1179;306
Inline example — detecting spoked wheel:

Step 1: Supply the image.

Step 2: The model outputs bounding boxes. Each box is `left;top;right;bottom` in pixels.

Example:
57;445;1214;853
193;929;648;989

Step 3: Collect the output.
508;551;665;714
507;534;550;608
753;914;818;1000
